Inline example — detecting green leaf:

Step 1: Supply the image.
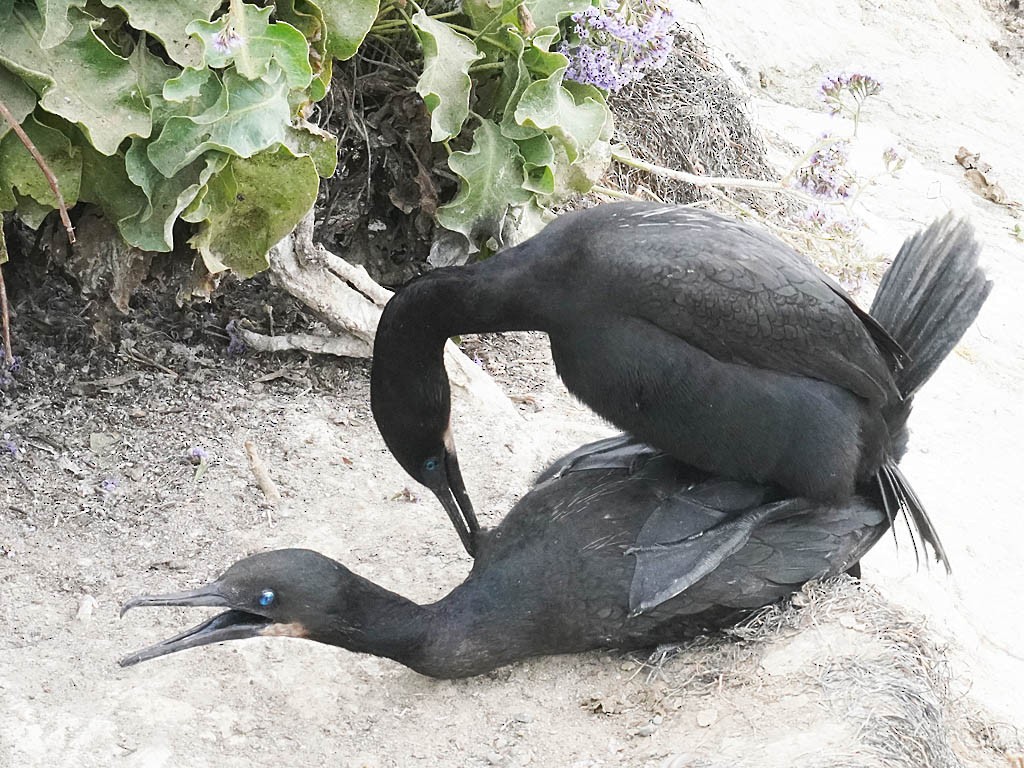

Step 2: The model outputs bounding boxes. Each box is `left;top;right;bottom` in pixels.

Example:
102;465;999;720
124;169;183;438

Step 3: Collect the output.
437;118;531;250
514;66;606;162
0;66;37;141
525;0;590;30
77;141;147;224
0;114;81;217
189;145;319;277
412;11;483;143
462;0;517;31
0;6;152;155
188;3;312;89
517;134;555;195
162;66;217;104
147;68;292;177
318;0;379;61
99;0;221;68
281;121;338;177
494;30;539;141
128;36;181;102
521;29;568;77
37;0;87;49
505;196;554;244
119;140;227;251
274;0;331;101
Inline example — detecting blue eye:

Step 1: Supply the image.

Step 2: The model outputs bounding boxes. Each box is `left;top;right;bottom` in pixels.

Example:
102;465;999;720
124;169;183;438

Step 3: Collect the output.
423;458;440;472
259;589;275;607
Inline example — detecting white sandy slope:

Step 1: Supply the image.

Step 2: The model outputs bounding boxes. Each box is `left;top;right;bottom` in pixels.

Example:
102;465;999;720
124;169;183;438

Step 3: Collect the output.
675;0;1024;722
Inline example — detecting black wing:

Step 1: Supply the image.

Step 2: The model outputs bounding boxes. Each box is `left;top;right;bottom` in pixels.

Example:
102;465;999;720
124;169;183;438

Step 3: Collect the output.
561;204;901;405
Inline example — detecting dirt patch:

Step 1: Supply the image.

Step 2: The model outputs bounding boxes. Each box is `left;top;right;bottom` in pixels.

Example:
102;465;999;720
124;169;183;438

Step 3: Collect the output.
2;279;1019;767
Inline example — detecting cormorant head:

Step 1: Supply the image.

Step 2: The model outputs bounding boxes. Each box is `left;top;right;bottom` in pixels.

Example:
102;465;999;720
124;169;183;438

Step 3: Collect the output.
370;306;478;557
119;549;351;666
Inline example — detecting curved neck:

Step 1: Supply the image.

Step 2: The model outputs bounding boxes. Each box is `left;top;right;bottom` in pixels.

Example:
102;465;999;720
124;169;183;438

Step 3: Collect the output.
380;251;547;346
323;565;538;679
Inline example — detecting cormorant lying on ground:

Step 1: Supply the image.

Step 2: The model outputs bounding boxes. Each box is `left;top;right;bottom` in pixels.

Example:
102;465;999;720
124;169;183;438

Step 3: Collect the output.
370;205;990;557
120;434;890;678
121;226;988;676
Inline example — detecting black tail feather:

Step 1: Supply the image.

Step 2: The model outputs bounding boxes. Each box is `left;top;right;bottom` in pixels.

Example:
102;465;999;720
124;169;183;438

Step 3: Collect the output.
868;214;990;570
871;214;992;407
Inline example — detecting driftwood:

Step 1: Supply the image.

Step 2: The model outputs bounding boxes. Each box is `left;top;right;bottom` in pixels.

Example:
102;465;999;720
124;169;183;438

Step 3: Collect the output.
266;212;517;415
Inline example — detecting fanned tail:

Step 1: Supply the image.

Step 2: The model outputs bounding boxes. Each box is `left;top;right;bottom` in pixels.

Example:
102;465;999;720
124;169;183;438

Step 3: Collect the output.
869;214;992;570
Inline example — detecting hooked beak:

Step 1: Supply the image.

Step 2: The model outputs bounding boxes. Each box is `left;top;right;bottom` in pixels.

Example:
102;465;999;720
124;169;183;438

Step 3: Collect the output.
430;446;479;557
118;585;273;667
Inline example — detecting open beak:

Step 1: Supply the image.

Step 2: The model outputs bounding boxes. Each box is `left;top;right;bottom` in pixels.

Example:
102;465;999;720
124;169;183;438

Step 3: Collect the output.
119;585;271;667
430;447;479;557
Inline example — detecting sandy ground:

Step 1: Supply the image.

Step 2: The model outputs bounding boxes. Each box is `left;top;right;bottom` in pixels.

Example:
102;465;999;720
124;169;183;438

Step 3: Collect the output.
680;0;1024;723
3;1;1023;766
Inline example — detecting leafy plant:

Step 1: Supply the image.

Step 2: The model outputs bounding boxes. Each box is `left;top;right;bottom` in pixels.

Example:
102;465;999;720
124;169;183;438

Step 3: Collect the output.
0;0;678;287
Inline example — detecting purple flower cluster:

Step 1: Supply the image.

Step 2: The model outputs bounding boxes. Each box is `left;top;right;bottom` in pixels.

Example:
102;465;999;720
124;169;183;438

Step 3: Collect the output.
188;446;209;464
558;0;679;92
803;206;857;237
819;71;882;119
212;27;242;55
882;145;906;174
795;135;853;200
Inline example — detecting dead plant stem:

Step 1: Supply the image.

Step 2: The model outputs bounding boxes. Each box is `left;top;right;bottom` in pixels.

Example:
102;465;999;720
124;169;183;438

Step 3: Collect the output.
0;99;76;245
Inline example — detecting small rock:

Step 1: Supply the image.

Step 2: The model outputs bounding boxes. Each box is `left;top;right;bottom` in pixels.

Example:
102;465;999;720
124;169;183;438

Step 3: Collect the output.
513;712;534;724
696;708;718;728
661;756;689;768
487;752;505;765
634;723;657;737
76;594;98;621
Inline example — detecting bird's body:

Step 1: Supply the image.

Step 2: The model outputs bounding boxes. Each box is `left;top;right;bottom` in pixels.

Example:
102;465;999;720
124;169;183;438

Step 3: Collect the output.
371;204;988;558
120;436;886;679
121;215;989;677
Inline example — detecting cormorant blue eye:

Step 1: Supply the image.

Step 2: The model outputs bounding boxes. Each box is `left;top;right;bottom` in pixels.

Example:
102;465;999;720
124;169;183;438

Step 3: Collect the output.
259;589;275;607
423;458;440;472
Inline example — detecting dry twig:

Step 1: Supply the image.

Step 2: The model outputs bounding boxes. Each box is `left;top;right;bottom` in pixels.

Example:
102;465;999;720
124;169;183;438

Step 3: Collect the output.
0;262;12;365
232;324;367;358
0;99;76;244
244;440;281;506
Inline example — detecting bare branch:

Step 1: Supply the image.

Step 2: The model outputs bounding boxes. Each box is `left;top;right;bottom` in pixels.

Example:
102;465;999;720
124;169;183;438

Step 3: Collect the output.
0;263;12;365
0;99;76;244
233;324;368;358
244;439;281;506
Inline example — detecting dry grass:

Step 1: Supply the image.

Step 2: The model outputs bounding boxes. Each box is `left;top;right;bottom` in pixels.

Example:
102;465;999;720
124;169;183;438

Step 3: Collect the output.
607;32;783;214
605;32;888;290
629;577;1023;768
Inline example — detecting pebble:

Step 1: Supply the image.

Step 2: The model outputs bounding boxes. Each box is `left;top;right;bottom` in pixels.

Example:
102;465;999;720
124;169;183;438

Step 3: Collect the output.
513;712;534;724
487;752;505;765
696;708;718;728
76;594;98;621
634;723;657;737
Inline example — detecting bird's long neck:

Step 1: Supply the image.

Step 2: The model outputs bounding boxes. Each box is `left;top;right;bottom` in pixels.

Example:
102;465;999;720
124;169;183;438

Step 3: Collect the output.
381;250;549;345
322;574;433;670
324;567;523;679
